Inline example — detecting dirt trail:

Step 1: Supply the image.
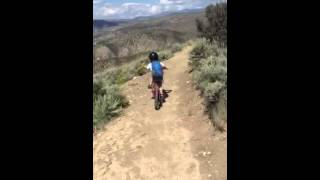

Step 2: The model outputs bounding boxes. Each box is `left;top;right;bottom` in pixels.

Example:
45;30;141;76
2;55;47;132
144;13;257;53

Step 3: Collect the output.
93;46;227;180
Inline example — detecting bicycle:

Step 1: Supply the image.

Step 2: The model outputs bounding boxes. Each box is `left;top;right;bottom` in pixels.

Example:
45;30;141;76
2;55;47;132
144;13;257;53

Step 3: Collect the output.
148;67;167;110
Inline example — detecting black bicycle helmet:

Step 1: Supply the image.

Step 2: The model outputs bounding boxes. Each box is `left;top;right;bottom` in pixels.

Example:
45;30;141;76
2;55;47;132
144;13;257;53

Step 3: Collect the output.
149;51;158;62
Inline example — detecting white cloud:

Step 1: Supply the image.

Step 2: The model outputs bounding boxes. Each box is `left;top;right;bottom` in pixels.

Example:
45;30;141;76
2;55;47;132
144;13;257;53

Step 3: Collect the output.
126;3;152;6
102;7;119;16
150;5;161;14
177;5;185;11
160;0;184;4
93;0;103;4
93;0;220;19
160;0;200;5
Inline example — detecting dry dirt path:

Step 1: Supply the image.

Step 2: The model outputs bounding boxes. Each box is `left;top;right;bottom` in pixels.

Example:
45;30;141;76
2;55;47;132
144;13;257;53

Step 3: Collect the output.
93;46;227;180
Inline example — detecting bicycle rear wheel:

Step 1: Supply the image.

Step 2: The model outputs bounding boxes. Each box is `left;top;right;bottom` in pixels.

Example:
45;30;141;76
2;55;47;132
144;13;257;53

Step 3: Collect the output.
154;86;161;110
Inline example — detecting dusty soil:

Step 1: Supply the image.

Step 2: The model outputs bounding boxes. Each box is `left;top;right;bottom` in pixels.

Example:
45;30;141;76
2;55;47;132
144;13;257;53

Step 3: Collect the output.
93;46;227;180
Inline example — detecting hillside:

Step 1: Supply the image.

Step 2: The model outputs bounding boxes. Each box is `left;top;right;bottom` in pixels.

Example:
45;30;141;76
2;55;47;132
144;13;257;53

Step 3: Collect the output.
93;10;205;73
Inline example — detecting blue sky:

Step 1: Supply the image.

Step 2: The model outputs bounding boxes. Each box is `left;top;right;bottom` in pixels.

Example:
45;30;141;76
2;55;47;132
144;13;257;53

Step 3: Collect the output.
93;0;222;19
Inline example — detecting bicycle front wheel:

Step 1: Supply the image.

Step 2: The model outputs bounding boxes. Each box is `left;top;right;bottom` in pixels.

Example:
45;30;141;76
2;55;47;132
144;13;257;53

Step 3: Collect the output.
154;89;161;110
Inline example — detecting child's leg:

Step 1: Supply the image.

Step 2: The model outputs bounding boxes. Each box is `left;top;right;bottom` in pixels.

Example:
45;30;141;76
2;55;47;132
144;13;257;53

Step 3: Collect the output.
151;75;154;84
151;78;155;98
159;79;164;96
151;89;155;98
148;79;152;88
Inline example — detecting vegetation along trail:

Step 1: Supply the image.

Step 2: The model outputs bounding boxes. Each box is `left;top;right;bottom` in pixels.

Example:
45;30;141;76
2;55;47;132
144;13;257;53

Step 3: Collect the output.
93;45;227;180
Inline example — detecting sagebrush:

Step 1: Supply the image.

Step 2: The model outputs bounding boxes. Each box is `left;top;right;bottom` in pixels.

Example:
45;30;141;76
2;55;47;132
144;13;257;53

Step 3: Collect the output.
93;81;128;130
190;38;227;131
196;2;227;47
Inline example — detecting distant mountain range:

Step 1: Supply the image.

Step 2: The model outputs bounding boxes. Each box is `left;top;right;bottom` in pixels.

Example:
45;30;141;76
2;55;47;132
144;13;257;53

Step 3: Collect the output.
93;8;205;31
93;20;123;32
128;8;204;21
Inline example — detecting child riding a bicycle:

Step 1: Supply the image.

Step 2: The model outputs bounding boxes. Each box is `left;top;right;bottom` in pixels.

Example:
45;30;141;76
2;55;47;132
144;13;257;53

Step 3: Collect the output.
146;52;167;99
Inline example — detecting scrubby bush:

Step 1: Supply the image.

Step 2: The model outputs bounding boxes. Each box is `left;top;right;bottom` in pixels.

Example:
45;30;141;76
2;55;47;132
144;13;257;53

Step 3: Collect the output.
93;82;128;130
135;62;147;76
93;80;105;100
114;69;130;85
196;2;227;47
158;50;173;61
204;81;225;102
195;55;227;83
189;39;227;131
190;38;219;69
171;43;182;53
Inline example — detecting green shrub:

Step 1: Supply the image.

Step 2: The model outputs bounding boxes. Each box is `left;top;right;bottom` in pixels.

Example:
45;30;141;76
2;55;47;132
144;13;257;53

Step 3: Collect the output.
158;50;173;61
93;82;128;129
196;2;227;46
190;39;219;69
207;89;227;131
99;68;118;85
195;55;227;84
93;80;105;100
171;43;182;53
192;39;219;59
135;62;147;76
189;39;227;131
93;94;120;128
115;69;130;85
204;81;225;102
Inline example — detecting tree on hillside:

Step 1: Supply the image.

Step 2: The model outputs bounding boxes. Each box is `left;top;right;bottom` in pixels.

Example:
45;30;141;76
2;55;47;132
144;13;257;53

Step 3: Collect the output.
196;3;227;47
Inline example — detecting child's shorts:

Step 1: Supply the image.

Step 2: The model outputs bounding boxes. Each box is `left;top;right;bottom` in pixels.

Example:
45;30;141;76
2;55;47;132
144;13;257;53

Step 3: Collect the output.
152;76;163;87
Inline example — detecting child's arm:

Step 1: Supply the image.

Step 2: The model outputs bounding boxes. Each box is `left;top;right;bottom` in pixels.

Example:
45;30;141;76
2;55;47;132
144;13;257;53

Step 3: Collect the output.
146;63;151;71
161;62;168;69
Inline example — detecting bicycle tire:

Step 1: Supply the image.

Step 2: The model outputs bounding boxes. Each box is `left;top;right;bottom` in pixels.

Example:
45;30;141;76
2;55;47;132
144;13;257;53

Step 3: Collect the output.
154;87;161;110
